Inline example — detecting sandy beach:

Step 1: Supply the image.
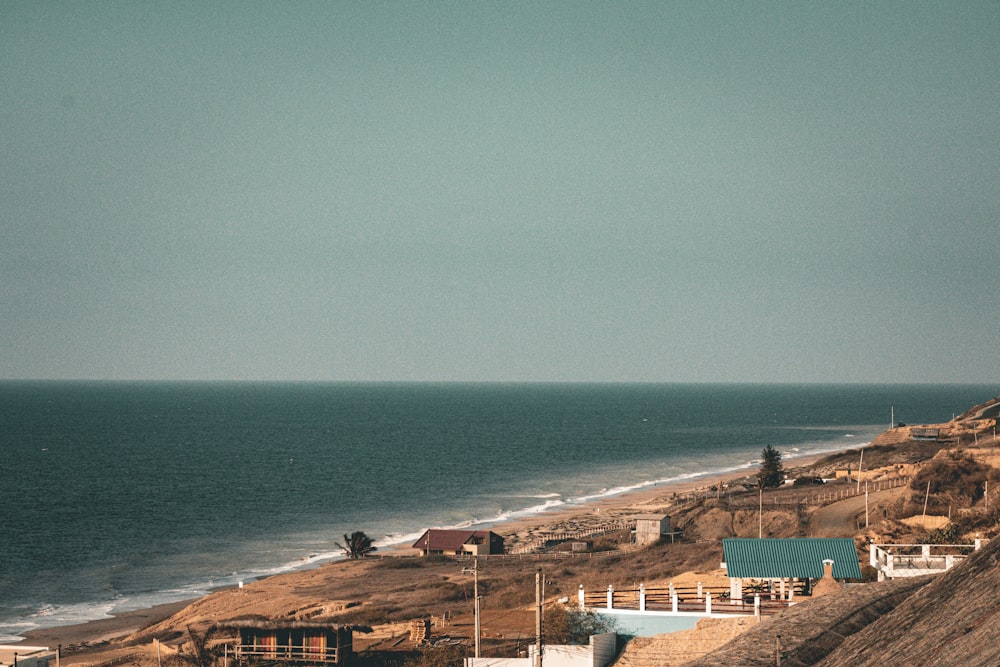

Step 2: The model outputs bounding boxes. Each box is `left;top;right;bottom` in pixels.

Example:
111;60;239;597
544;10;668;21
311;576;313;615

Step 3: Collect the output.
9;448;848;652
10;600;197;650
486;448;842;544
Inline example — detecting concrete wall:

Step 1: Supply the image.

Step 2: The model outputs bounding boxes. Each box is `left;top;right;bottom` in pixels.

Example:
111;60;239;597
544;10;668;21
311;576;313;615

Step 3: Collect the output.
531;645;590;667
465;633;617;667
0;648;52;667
464;658;529;667
590;632;618;667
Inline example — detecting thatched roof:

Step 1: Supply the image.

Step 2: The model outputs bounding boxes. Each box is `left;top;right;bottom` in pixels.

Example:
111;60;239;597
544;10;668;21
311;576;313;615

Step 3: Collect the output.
685;537;1000;666
684;577;930;666
223;620;371;633
816;537;1000;666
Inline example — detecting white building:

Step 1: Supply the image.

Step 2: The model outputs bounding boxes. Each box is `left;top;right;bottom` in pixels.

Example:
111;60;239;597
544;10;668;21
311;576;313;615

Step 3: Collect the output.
0;646;53;667
464;633;617;667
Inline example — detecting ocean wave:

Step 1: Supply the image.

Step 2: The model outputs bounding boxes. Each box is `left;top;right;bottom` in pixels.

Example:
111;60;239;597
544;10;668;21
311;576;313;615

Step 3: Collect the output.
0;600;121;640
0;620;41;644
31;601;116;624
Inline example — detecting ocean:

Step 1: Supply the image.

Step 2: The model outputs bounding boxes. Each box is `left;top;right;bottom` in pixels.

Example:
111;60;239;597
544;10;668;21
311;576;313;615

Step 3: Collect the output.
1;382;995;642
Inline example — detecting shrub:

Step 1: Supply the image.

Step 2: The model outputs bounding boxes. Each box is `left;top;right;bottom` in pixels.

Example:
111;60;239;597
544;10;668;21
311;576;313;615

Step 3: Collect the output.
544;607;618;645
910;452;998;508
375;558;426;570
927;523;961;544
401;643;467;667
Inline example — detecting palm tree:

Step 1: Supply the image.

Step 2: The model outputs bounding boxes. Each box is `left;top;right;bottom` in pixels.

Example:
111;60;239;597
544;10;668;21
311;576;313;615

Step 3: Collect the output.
336;530;377;559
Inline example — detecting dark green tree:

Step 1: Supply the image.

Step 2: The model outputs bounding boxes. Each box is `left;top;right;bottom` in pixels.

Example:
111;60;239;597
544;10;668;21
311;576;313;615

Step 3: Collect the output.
336;530;378;559
758;444;785;489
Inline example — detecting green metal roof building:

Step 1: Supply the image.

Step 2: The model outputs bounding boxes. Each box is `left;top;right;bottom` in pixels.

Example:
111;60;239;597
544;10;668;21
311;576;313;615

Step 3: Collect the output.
722;538;863;580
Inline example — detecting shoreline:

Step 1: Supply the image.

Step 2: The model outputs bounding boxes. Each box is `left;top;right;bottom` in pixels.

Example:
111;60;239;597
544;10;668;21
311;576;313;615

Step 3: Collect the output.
486;448;845;547
9;599;198;650
7;445;854;650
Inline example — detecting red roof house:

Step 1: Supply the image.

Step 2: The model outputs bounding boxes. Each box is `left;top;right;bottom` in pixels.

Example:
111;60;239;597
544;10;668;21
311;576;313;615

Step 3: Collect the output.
412;529;505;556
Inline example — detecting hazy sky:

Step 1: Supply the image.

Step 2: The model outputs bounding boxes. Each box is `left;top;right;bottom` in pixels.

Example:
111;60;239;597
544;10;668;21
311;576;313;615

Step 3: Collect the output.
3;2;998;383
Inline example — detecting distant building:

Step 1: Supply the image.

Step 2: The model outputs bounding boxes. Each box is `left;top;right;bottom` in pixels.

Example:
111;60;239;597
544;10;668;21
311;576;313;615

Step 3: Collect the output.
412;529;505;556
632;514;671;546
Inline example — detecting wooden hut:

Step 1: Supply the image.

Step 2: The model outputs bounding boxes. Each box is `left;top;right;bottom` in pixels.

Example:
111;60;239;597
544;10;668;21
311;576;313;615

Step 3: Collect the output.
226;621;358;665
633;514;671;546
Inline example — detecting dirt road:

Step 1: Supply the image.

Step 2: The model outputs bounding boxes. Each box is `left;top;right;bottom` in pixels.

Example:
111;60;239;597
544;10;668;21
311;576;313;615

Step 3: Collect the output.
808;487;904;537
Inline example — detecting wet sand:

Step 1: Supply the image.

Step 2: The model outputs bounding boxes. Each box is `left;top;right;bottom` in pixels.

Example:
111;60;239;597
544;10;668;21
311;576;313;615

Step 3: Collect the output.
12;600;197;649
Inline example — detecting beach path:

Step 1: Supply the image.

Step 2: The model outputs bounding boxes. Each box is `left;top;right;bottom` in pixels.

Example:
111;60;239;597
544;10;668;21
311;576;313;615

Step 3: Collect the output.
809;487;903;537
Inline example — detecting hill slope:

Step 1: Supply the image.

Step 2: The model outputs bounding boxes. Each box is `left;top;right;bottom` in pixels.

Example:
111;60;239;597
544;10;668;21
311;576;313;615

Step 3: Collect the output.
684;537;999;666
817;536;1000;666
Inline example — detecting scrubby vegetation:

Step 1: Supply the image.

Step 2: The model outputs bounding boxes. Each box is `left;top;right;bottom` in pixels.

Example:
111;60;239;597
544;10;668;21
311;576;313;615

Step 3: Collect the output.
543;607;619;645
907;451;1000;512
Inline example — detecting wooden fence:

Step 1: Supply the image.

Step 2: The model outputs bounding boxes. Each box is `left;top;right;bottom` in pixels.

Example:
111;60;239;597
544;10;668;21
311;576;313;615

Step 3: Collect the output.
581;582;795;617
506;520;633;554
723;476;911;510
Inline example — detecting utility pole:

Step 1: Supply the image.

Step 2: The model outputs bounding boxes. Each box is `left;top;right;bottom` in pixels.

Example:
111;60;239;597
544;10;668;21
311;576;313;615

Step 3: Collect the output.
535;570;544;667
922;480;931;527
865;480;869;528
474;558;481;658
856;448;864;494
462;558;482;658
758;485;763;538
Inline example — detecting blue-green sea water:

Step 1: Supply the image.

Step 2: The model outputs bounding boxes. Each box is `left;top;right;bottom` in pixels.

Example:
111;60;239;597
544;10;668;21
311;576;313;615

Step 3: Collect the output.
1;382;995;641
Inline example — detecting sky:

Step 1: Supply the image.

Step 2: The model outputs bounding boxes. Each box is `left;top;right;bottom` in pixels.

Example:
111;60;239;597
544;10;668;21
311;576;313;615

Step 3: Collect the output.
2;2;998;384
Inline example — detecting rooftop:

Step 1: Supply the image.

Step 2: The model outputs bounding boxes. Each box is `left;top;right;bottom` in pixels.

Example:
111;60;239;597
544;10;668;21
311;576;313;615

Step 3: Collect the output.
722;538;862;579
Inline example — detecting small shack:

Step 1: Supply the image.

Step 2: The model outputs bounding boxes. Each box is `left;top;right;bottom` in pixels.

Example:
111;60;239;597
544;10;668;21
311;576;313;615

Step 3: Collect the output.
412;529;505;556
721;538;862;602
632;514;671;546
226;621;358;665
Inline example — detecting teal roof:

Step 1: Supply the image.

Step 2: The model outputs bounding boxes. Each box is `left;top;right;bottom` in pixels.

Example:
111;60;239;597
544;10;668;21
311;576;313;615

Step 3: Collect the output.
722;538;862;579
